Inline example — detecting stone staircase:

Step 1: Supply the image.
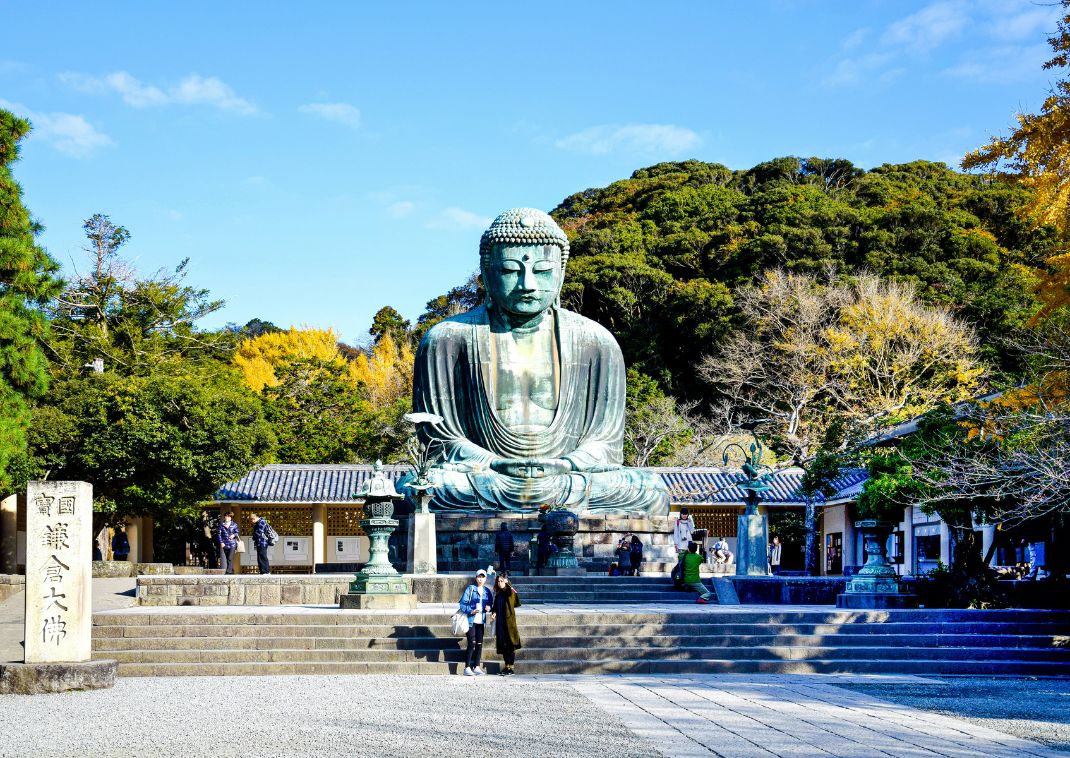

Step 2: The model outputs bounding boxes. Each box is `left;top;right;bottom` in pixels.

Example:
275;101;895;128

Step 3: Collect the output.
508;575;711;604
92;608;1070;677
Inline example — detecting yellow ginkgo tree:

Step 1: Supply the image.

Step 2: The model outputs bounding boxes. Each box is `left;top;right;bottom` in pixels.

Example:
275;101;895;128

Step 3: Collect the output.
963;0;1070;322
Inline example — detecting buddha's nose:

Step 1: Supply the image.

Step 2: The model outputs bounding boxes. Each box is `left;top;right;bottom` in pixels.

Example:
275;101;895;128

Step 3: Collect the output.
520;266;538;291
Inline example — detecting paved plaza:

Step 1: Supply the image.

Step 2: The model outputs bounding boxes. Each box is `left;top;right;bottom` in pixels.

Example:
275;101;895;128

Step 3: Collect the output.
0;673;1066;758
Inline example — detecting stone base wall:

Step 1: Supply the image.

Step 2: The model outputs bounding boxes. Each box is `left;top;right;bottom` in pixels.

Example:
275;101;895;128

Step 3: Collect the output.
137;574;471;607
138;575;355;606
431;513;679;573
92;561;133;578
731;576;847;605
0;574;24;603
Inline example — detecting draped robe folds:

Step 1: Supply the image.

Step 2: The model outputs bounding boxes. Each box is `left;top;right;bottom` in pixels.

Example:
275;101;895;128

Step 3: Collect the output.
410;304;669;516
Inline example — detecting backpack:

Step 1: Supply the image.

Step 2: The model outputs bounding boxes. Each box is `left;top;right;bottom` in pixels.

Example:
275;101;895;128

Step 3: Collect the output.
264;522;279;547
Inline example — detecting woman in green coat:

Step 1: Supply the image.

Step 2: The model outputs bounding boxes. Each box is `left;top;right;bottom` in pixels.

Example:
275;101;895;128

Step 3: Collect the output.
491;574;522;675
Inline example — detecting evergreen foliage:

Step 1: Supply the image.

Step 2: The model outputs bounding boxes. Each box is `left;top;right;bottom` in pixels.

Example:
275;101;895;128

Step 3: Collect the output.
0;110;62;491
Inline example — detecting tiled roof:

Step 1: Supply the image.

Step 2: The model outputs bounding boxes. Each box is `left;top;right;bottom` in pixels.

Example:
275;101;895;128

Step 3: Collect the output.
214;464;411;503
649;467;868;505
214;464;868;506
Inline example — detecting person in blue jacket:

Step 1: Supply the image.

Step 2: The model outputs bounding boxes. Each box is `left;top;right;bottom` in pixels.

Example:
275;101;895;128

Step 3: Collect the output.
458;568;494;676
217;511;240;575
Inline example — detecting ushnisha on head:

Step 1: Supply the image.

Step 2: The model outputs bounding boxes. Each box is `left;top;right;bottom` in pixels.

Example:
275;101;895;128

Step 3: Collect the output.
479;208;570;318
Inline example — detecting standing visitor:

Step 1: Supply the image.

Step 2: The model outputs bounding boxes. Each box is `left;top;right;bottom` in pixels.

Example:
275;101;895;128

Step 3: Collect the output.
671;509;696;585
494;522;515;574
111;525;130;562
769;536;782;575
199;510;218;569
491;574;522;675
615;535;634;576
535;524;551;575
459;568;493;676
218;511;240;575
682;541;714;604
630;535;644;577
249;512;274;575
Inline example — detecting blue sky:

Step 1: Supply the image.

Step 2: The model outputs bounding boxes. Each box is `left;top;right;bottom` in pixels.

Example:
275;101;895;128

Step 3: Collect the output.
1;0;1061;346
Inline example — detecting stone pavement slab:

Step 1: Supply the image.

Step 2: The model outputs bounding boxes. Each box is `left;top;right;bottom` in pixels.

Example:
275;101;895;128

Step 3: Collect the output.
568;675;1070;758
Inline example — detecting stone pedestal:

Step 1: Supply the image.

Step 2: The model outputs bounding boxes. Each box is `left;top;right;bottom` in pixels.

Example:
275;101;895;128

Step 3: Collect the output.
408;510;438;575
836;520;917;609
339;584;417;610
735;514;770;577
25;481;93;664
0;660;117;695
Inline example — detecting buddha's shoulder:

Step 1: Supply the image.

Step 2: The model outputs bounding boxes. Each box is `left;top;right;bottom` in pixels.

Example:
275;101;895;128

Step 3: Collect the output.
558;308;618;345
419;306;486;346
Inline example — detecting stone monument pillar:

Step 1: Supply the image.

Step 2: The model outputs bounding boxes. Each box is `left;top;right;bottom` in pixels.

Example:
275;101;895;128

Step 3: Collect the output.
735;506;770;577
0;481;116;694
25;481;93;663
406;487;437;575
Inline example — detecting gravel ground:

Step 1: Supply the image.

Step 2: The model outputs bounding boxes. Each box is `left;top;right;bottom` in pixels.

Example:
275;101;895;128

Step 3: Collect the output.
0;675;663;758
832;677;1070;752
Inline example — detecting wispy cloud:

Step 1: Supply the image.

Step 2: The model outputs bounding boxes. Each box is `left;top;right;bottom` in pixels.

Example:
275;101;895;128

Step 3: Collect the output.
555;123;702;157
386;200;414;219
298;102;361;130
0;99;111;158
943;43;1051;84
881;0;968;51
824;0;1058;88
60;71;257;114
426;207;491;231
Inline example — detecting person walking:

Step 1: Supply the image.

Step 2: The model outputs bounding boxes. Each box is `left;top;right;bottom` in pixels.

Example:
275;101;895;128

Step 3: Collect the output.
769;536;782;575
615;535;634;576
459;568;493;676
199;510;218;569
491;573;522;675
629;535;644;577
494;522;515;575
249;512;273;575
683;541;714;604
111;525;130;562
217;511;240;575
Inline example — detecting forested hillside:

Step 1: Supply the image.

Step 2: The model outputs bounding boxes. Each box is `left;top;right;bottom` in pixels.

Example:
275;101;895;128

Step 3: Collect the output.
551;158;1055;400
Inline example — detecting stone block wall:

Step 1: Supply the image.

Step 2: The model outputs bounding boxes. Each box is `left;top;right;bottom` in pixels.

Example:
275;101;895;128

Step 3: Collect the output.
433;513;679;573
137;575;355;606
0;574;24;603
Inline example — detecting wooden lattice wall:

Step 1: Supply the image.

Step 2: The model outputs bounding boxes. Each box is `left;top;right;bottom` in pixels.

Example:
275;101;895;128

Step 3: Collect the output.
247;507;313;536
328;506;365;537
689;507;742;538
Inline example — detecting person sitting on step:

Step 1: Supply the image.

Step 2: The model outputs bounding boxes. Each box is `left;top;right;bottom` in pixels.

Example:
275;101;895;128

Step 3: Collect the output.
712;537;733;565
683;541;714;604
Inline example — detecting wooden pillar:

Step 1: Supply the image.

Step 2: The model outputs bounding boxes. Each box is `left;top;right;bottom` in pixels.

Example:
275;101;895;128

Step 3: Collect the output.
126;518;140;563
232;506;242;573
0;494;17;574
313;503;326;566
141;518;154;562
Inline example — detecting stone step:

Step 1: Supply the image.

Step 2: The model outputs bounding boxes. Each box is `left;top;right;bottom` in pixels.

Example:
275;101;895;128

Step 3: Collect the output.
92;632;1070;651
95;644;1070;665
92;608;1070;625
109;658;1070;677
91;617;1069;640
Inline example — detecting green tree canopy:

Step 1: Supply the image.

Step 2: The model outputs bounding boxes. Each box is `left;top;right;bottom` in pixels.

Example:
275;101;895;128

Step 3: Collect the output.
552;158;1055;395
0;109;62;492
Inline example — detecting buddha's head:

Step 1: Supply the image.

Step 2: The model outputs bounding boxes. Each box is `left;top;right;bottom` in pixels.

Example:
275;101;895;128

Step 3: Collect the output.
479;208;570;318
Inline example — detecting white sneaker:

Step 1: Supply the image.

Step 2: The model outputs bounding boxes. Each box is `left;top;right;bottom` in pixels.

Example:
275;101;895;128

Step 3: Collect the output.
463;667;474;676
473;667;485;676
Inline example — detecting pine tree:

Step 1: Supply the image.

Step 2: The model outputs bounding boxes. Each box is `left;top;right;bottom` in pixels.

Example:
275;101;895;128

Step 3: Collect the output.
0;109;62;492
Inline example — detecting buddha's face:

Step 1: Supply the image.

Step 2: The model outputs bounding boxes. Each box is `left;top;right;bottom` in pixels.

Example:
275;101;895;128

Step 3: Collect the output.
484;244;562;318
